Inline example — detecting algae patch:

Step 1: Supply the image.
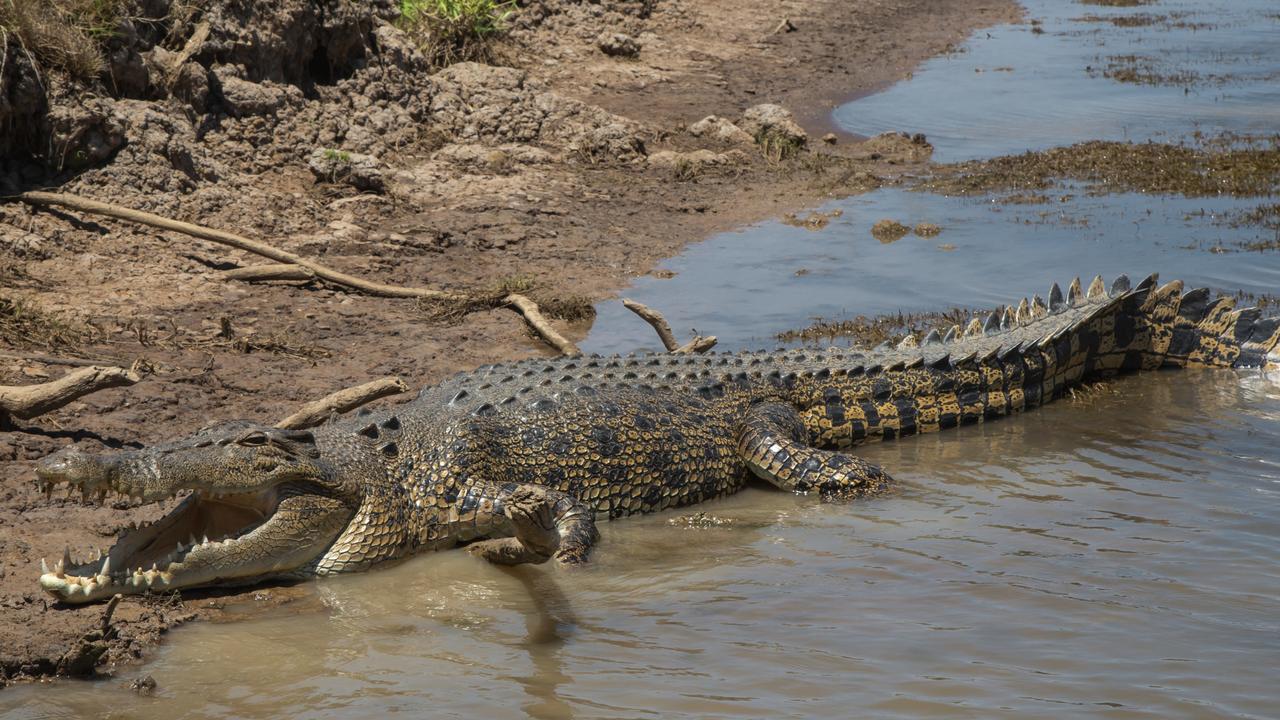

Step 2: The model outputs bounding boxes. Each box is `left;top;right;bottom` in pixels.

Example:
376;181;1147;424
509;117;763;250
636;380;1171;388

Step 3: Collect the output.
777;307;977;348
919;137;1280;198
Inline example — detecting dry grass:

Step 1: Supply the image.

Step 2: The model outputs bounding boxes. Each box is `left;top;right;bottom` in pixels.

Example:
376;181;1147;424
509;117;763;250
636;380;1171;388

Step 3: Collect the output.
0;0;126;80
0;294;99;351
416;276;596;326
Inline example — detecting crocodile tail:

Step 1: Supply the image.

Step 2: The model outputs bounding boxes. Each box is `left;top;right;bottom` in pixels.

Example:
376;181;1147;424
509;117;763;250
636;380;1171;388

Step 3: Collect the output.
1098;274;1280;373
1002;273;1279;407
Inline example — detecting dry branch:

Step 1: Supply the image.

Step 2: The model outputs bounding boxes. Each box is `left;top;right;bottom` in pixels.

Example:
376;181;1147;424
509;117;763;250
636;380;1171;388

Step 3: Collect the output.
621;298;717;354
276;376;410;430
0;366;141;421
675;335;718;354
506;294;581;356
223;263;316;283
621;299;678;351
161;21;210;89
13;192;581;356
15;192;468;301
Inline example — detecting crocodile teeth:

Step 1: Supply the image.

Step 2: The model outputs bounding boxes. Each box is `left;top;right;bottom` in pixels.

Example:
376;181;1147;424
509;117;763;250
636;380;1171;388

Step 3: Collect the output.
41;558;50;575
100;556;111;576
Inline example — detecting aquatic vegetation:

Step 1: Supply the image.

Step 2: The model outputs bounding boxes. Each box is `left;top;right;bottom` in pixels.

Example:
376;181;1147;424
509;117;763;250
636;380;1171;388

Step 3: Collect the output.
920;137;1280;197
776;306;974;347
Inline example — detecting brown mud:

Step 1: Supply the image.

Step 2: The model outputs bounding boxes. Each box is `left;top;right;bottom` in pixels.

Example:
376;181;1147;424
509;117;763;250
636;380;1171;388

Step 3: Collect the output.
0;0;1020;685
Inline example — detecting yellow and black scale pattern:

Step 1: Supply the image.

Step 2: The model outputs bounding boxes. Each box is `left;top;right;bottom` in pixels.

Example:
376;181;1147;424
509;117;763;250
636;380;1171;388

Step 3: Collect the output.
310;273;1280;569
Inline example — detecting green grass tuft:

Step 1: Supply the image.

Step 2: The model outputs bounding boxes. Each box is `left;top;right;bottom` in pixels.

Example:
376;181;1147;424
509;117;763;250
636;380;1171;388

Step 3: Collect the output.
397;0;517;68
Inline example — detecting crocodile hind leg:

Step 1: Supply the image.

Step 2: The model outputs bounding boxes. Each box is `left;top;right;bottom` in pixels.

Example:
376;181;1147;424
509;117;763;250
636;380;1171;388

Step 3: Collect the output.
467;485;598;566
735;402;892;499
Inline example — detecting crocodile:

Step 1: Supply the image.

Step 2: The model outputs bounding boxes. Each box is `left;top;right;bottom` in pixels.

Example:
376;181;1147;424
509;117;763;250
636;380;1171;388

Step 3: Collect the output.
33;273;1280;603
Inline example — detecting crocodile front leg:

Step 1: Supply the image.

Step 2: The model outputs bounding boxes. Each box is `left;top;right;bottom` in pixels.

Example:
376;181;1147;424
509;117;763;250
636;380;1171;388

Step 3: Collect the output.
735;402;892;499
466;484;598;566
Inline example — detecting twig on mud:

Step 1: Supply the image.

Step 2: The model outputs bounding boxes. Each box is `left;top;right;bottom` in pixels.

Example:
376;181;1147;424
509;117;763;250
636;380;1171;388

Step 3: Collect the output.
14;191;467;301
222;263;316;283
276;376;410;430
100;594;123;636
621;298;717;354
10;191;582;357
506;294;582;356
0;365;142;422
160;20;209;89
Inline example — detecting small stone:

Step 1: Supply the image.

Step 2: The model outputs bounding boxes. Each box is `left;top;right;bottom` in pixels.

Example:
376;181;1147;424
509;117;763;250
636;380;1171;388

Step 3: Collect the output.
822;132;838;145
129;675;157;696
739;104;808;155
688;116;753;145
307;148;386;192
597;32;640;58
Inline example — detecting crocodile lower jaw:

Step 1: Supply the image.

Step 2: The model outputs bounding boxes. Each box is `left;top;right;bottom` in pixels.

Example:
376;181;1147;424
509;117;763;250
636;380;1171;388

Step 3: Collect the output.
39;491;275;603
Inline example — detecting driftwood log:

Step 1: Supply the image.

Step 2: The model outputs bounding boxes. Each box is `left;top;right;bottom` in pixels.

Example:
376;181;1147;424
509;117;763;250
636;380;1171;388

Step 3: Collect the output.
276;376;410;430
621;299;717;353
0;366;142;422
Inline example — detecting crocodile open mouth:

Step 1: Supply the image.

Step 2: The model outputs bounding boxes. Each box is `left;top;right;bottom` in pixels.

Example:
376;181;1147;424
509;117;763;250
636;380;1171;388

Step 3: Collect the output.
35;475;281;602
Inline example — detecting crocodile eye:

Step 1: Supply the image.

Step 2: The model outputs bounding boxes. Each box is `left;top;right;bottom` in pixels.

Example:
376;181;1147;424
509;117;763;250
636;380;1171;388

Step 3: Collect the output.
236;431;271;447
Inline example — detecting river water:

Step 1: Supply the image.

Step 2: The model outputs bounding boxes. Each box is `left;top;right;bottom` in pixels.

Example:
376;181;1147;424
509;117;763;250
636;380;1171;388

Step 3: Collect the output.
4;1;1280;718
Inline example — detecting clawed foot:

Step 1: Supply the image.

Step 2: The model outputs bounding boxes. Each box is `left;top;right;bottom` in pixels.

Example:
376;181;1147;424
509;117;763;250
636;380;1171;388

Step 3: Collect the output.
467;486;561;565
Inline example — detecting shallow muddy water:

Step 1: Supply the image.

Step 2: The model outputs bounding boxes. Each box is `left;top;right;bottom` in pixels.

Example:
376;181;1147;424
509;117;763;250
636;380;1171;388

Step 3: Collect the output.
4;373;1279;718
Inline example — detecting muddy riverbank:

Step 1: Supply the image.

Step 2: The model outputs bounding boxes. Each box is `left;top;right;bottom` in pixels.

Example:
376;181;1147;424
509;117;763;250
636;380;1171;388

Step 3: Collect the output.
0;0;1020;685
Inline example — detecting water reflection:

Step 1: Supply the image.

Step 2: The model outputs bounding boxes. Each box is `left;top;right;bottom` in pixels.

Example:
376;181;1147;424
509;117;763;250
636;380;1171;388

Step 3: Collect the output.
837;0;1280;162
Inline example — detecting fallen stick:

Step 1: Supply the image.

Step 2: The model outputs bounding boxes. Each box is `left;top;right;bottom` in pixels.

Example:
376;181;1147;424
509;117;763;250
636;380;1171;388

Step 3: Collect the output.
13;191;581;356
223;263;316;283
15;191;468;301
621;299;679;351
506;294;582;356
0;366;142;421
621;298;717;354
276;376;410;430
